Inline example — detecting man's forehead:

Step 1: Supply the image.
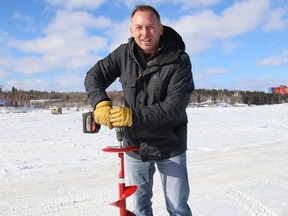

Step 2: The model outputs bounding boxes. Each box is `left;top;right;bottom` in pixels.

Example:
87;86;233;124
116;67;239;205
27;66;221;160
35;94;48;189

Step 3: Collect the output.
131;11;159;25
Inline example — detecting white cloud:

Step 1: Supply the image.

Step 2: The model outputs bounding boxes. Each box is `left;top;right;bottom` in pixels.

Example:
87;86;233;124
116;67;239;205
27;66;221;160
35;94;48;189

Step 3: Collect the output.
222;40;242;54
2;10;111;75
263;8;288;31
46;0;107;10
166;0;270;56
257;51;288;67
12;12;36;32
7;79;50;91
5;73;86;92
206;67;228;75
54;72;85;91
0;51;104;75
230;77;287;91
10;32;107;58
107;19;131;52
0;56;53;75
116;0;222;9
173;0;222;10
44;10;111;34
220;0;269;35
0;67;7;80
10;10;111;56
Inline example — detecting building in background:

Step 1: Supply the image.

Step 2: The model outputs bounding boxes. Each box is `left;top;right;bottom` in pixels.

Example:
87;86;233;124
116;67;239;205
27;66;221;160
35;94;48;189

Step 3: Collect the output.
268;85;288;95
0;100;10;106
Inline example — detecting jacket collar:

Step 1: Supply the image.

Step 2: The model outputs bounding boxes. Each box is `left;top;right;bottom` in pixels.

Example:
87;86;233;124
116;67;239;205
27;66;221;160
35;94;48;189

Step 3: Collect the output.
128;25;185;67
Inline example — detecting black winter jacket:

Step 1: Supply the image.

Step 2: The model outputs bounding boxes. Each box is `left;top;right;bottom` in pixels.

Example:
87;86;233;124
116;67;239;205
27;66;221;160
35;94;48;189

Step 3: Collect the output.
85;26;194;161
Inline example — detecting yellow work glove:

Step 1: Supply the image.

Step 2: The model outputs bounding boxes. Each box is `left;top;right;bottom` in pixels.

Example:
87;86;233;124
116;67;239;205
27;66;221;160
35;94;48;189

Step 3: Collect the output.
93;101;113;129
110;107;133;127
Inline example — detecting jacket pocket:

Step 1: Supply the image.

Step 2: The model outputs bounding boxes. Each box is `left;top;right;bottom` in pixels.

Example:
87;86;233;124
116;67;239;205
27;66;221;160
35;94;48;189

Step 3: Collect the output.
147;74;165;104
119;74;137;87
119;75;137;106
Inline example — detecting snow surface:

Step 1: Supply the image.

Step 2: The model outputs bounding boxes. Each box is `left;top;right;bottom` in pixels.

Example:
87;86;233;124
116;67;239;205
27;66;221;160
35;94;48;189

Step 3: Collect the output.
1;104;288;216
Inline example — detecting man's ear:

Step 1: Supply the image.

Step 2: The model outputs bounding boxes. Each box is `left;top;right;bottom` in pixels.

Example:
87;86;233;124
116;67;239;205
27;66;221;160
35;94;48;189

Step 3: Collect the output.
130;26;133;37
160;24;163;36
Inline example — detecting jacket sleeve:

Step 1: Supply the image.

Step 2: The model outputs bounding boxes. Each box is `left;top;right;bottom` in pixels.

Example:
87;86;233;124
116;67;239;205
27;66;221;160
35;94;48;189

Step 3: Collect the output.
84;48;122;108
133;53;194;126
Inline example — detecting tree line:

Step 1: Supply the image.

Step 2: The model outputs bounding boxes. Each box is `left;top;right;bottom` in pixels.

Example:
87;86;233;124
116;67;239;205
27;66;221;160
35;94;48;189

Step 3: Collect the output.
191;89;288;106
0;86;287;108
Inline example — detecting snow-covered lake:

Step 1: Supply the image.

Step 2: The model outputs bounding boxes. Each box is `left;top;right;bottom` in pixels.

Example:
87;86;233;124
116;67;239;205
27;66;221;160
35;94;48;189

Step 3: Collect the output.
1;104;288;216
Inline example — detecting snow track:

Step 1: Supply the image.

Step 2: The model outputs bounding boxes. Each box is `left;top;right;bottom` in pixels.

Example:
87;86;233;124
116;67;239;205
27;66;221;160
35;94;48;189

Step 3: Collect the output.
270;181;288;189
227;188;278;216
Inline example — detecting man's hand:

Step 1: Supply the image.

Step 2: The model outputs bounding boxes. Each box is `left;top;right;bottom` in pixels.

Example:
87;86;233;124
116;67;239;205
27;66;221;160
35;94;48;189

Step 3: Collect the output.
93;101;113;129
110;107;133;127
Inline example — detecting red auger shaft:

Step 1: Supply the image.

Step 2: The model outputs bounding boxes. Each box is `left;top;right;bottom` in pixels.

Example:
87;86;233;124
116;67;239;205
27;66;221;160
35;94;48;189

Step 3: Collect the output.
119;152;126;216
102;145;138;216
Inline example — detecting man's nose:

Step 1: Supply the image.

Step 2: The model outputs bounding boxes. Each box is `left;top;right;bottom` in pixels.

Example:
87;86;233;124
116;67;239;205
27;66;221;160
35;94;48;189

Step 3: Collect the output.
141;27;149;35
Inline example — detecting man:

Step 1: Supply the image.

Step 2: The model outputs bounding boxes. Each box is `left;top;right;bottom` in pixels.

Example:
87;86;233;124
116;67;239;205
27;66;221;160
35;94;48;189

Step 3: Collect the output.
85;5;194;216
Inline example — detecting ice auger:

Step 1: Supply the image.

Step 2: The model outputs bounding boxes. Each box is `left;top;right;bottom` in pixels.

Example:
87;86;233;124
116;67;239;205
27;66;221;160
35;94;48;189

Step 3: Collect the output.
102;127;138;216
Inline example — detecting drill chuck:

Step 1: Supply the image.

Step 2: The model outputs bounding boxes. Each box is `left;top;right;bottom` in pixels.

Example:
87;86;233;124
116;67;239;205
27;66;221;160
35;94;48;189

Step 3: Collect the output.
115;127;125;142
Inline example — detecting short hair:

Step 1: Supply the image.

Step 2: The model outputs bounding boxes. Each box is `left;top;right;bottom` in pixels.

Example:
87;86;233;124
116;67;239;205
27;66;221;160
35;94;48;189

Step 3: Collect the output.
131;5;161;23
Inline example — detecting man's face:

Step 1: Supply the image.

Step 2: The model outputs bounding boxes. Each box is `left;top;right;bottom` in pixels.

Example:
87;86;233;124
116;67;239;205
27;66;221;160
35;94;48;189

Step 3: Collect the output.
130;10;163;55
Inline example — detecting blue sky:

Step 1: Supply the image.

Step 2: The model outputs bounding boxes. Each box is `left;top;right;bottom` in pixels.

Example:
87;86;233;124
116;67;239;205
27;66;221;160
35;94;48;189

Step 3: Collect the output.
0;0;287;93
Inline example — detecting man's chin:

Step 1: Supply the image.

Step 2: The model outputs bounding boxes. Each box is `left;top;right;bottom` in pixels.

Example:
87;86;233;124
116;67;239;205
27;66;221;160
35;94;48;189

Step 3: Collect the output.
140;45;153;53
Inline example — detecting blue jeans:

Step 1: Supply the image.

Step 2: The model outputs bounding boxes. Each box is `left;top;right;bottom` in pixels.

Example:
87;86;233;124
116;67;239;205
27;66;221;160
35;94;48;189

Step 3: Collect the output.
125;152;192;216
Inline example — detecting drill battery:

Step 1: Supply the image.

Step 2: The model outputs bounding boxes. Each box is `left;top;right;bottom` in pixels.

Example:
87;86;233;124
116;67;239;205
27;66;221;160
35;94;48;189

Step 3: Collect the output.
82;111;101;133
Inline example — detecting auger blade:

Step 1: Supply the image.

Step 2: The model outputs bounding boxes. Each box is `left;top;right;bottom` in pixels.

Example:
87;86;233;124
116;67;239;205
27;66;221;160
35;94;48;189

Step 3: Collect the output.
126;209;136;216
110;200;121;207
121;185;137;199
110;185;137;207
110;201;136;216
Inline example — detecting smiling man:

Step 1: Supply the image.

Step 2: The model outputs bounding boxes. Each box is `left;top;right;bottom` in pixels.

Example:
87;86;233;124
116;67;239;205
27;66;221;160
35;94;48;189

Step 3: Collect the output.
85;5;194;215
130;7;163;56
